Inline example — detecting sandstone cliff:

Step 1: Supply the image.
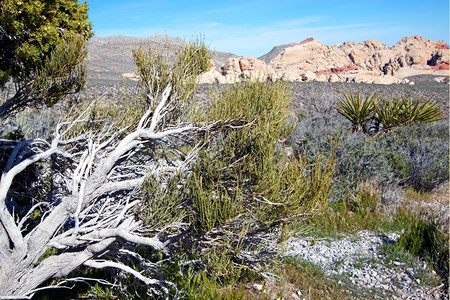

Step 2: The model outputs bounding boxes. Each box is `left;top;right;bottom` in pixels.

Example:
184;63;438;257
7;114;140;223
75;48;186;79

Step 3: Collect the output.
198;36;449;85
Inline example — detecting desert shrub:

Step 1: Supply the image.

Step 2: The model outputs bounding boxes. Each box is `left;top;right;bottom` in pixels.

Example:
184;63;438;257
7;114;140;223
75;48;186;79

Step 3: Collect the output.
194;81;334;226
156;80;335;293
390;208;449;286
337;92;377;133
288;115;448;199
388;121;449;192
133;36;211;108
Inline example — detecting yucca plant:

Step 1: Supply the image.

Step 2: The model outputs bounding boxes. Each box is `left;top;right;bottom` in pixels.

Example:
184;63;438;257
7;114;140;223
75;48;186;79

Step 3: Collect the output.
402;96;442;123
375;97;407;131
375;96;442;132
337;92;377;133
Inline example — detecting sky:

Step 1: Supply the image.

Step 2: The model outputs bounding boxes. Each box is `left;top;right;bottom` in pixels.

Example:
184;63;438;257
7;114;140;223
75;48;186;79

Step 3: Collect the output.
88;0;449;58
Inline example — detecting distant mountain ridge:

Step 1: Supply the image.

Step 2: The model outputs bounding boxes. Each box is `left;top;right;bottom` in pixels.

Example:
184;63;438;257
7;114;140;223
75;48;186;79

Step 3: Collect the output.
87;35;237;81
258;42;297;64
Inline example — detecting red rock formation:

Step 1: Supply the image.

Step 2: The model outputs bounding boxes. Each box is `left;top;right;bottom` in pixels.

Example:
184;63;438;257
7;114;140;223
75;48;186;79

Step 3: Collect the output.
200;35;449;84
287;38;315;48
299;37;315;45
430;62;449;70
315;65;357;76
435;42;449;50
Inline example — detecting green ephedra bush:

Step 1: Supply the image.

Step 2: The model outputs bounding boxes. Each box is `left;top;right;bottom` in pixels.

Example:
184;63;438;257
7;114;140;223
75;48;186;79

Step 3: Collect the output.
137;80;335;298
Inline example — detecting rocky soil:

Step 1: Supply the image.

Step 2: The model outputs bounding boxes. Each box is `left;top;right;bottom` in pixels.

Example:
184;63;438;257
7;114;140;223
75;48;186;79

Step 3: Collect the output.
282;231;447;299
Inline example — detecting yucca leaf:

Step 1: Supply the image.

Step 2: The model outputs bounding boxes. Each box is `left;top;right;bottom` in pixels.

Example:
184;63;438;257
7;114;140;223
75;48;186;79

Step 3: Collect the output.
376;96;443;132
337;92;376;133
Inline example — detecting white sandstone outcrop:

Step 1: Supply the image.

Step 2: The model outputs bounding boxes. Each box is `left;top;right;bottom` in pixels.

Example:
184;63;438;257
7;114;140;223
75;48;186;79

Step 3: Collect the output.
197;36;449;85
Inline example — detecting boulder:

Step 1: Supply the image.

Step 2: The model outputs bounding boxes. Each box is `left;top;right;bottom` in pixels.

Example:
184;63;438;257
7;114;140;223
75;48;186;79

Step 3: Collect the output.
302;71;316;82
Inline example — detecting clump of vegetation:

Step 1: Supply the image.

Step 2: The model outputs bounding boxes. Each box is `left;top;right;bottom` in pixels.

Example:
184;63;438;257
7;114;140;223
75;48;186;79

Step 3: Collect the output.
0;0;93;117
133;36;212;108
337;92;442;135
289;116;448;196
139;79;336;295
280;257;351;299
395;211;449;284
337;92;377;133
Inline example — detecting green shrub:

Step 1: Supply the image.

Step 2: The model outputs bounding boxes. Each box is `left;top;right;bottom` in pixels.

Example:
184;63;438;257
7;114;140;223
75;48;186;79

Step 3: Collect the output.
169;80;335;293
397;213;449;283
133;36;212;108
289;115;448;198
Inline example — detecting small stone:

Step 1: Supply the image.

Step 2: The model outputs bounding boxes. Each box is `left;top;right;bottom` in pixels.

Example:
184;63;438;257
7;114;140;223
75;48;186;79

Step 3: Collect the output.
253;283;263;291
416;278;421;284
393;261;402;266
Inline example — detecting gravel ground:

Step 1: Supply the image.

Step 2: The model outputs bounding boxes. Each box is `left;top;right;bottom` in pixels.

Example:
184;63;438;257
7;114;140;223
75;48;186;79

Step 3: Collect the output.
282;231;448;299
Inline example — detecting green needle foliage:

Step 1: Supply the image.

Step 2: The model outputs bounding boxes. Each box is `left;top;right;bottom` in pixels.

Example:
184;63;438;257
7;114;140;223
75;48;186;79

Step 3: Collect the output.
133;36;212;108
0;0;93;117
188;80;335;233
337;92;377;133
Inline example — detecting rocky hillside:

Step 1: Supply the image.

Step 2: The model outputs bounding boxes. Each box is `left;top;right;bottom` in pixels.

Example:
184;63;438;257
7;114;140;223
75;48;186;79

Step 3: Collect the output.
87;35;237;82
199;36;449;85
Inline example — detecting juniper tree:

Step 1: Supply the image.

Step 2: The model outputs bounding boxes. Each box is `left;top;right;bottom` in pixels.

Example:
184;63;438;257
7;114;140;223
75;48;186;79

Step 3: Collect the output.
0;0;92;118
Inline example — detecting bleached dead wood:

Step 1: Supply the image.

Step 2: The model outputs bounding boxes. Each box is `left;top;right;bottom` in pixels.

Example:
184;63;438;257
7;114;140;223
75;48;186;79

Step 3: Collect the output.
0;83;201;299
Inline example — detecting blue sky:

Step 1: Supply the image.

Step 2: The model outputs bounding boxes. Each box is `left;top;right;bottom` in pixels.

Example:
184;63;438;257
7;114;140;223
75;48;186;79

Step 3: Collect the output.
88;0;449;57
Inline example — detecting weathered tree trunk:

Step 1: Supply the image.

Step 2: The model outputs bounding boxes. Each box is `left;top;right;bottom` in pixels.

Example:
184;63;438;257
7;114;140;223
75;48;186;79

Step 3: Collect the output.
0;84;197;298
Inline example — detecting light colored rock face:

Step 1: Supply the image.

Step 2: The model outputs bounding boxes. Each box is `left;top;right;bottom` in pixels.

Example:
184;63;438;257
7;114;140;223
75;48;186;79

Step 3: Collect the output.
197;36;448;84
222;56;277;79
270;38;352;76
199;57;278;83
267;35;449;84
